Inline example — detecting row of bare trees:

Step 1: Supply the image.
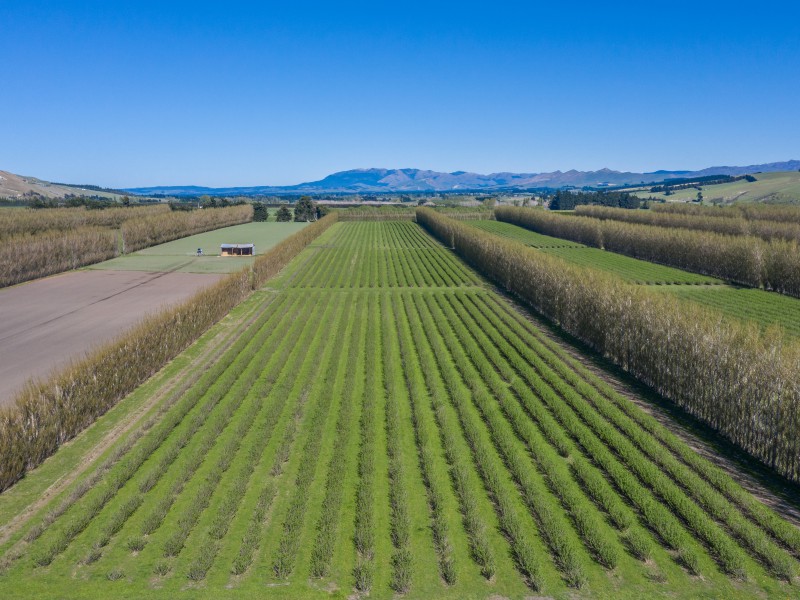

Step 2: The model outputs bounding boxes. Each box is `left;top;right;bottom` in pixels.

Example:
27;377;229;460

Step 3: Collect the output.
0;212;339;492
417;208;800;483
121;204;253;252
654;202;800;224
576;205;800;244
497;207;800;298
0;205;254;288
0;204;169;240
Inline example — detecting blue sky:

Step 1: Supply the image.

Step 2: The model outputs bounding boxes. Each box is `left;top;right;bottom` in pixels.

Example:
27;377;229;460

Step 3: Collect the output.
1;1;798;187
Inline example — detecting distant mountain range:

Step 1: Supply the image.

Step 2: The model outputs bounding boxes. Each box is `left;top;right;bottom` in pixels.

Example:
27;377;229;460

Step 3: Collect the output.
122;161;800;196
3;161;799;199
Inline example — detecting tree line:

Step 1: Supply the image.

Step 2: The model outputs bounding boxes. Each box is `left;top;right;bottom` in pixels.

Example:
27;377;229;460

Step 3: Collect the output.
498;206;800;299
576;204;800;245
416;207;800;483
547;190;642;210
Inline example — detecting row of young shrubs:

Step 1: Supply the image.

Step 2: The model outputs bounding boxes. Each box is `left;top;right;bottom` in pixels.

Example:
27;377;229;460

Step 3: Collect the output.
496;206;800;298
416;208;800;484
0;212;338;493
576;204;800;245
0;205;253;288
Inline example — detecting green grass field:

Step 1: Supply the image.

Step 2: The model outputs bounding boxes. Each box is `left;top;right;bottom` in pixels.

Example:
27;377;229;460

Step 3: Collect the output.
468;220;720;285
87;222;308;274
662;285;800;337
1;221;797;599
632;171;800;204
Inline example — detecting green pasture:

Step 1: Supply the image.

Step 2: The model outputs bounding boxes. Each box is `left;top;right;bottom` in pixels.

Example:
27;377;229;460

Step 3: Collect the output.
634;171;800;204
88;222;308;274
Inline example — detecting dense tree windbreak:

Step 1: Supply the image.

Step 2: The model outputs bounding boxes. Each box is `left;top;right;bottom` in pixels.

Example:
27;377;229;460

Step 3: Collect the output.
418;208;800;484
0;204;170;240
0;205;253;288
548;190;641;211
577;204;800;244
0;213;339;493
497;206;800;299
653;202;800;223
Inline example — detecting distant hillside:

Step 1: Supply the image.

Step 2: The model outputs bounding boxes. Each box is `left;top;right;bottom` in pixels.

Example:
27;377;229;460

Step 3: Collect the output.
0;170;123;200
635;170;800;204
124;161;800;196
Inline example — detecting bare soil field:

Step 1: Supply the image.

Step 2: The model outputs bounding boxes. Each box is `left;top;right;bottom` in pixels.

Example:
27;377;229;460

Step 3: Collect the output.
0;269;225;404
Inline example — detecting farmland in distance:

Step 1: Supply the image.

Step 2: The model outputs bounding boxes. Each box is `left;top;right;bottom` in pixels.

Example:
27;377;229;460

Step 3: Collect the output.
0;221;797;599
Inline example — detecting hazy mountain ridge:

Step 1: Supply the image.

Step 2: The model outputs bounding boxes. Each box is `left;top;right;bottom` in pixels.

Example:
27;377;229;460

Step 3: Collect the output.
123;161;800;196
4;162;799;198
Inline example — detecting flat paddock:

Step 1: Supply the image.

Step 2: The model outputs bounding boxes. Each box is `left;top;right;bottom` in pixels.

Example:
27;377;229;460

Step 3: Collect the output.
0;269;225;404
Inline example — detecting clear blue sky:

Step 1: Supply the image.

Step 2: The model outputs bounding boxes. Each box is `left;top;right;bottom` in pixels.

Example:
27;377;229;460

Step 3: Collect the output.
1;1;798;187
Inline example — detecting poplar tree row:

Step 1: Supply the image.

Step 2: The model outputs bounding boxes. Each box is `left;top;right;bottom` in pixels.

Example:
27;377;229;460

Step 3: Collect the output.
497;206;800;298
417;208;800;483
576;204;800;244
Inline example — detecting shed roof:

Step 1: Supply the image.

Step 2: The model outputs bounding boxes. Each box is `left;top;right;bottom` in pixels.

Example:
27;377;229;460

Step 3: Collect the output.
220;243;255;249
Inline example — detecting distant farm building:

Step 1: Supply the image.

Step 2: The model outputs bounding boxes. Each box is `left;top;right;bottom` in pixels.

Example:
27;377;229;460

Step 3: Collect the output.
220;243;255;256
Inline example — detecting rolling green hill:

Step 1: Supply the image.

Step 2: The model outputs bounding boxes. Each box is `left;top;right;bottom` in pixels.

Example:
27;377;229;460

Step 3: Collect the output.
635;171;800;204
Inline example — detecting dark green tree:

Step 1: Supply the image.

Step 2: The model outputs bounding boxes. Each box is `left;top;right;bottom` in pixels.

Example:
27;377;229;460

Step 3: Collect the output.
294;196;316;221
252;202;269;222
276;205;292;221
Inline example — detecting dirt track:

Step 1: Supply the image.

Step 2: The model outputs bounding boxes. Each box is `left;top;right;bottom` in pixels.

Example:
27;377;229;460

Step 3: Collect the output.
0;269;225;404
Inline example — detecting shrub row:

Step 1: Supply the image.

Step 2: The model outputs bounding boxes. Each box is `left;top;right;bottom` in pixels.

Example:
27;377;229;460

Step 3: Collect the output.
352;295;380;593
309;297;365;578
392;294;457;584
497;206;800;298
426;293;589;587
272;297;350;579
418;208;800;484
0;214;338;494
412;292;544;590
380;296;413;593
447;292;622;570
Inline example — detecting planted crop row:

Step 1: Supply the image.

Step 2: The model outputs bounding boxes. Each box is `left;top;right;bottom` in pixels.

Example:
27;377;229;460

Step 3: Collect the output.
182;294;338;580
398;293;497;580
474;291;800;571
27;293;302;567
273;294;352;578
419;208;800;483
391;293;457;584
423;293;591;587
380;295;413;593
352;289;381;593
464;291;792;578
288;222;477;289
441;292;623;570
309;295;366;578
409;292;546;590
